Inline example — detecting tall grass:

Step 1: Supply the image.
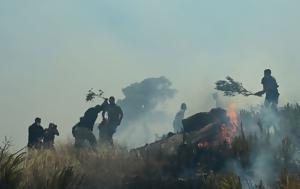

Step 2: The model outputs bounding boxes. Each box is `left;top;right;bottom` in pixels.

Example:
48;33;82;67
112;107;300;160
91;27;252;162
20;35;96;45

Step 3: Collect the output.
1;104;300;189
0;139;24;189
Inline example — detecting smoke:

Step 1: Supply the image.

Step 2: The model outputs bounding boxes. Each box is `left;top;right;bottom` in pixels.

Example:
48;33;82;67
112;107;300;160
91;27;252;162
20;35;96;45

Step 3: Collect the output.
228;105;300;188
114;76;176;148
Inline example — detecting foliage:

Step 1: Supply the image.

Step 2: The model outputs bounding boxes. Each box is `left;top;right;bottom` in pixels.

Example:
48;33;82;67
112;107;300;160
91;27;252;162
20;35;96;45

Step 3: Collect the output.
215;76;253;96
231;126;254;168
217;173;242;189
277;169;300;189
0;139;25;189
85;89;105;102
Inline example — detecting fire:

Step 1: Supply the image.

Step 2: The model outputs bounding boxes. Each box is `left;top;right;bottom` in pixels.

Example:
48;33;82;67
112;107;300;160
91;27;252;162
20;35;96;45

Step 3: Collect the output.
221;103;239;145
228;103;238;128
196;104;240;149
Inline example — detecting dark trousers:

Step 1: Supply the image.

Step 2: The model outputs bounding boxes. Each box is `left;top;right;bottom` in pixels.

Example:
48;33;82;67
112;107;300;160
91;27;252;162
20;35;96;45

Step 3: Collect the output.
74;127;97;148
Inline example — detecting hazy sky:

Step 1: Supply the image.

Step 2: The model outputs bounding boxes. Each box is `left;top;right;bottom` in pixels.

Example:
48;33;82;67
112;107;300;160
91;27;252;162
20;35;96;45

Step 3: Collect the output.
1;0;300;149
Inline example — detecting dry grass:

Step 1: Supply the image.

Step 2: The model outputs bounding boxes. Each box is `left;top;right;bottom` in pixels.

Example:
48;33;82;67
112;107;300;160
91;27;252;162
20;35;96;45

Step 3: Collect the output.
2;103;300;189
1;138;300;189
20;144;148;189
0;139;24;189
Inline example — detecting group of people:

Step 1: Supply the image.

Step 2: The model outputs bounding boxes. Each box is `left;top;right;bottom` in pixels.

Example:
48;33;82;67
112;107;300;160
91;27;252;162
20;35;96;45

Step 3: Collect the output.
27;96;123;150
172;69;280;133
28;69;279;149
27;117;59;149
72;96;123;148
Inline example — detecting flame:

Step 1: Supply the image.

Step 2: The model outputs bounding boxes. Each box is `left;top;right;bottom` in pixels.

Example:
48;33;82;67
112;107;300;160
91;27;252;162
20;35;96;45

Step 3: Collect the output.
223;103;239;145
197;104;240;148
228;103;238;128
198;142;209;148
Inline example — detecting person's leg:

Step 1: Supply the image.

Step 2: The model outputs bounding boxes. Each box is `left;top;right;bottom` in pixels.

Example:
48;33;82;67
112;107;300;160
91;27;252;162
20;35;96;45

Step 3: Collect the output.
75;137;84;148
108;134;114;146
74;127;85;148
264;98;271;108
99;126;109;145
86;130;97;147
107;122;118;146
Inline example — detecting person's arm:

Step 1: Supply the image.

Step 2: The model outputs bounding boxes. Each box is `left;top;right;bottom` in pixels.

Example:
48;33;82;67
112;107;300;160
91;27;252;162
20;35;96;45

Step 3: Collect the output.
55;128;60;136
37;128;44;142
255;78;266;97
28;127;32;144
261;78;267;92
102;110;106;120
101;100;109;120
43;129;47;137
274;78;279;88
118;107;123;125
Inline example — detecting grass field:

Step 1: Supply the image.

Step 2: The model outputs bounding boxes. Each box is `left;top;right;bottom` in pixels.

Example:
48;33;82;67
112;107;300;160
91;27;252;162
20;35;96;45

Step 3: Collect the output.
1;104;300;189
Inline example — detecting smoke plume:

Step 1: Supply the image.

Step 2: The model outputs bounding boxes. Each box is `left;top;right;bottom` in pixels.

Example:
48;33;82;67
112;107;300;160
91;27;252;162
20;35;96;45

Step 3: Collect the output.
115;76;176;148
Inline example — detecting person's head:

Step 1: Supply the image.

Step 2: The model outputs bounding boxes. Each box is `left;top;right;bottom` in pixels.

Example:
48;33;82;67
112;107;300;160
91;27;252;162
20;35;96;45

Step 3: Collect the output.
35;117;41;125
109;96;116;105
181;103;187;110
49;123;57;129
264;69;272;76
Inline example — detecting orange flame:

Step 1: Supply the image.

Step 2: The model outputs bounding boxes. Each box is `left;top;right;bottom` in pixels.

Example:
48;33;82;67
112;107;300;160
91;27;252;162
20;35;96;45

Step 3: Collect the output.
197;103;240;148
223;103;239;145
228;103;238;128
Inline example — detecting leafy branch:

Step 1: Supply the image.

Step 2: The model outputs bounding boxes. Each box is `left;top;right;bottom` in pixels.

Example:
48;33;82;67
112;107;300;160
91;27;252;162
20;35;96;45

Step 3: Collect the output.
215;76;253;97
85;89;105;102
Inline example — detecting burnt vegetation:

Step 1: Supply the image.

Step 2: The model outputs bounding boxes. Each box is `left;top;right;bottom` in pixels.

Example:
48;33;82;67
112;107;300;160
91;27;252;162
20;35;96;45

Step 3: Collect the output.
1;104;300;189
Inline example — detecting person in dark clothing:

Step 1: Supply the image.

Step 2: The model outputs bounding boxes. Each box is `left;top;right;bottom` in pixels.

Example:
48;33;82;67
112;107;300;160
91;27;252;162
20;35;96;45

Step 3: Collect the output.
73;101;107;148
99;96;123;145
43;123;59;149
255;69;280;109
79;105;104;131
28;117;44;149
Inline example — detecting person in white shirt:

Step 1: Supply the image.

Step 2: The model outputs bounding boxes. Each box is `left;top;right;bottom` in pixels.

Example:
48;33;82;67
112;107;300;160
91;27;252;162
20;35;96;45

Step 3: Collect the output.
173;103;187;133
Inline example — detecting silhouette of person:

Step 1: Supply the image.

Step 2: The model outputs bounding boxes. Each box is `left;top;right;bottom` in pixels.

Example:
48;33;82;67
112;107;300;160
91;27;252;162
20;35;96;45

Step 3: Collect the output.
99;96;123;145
43;123;59;149
173;103;187;133
28;117;44;149
73;102;107;149
255;69;280;109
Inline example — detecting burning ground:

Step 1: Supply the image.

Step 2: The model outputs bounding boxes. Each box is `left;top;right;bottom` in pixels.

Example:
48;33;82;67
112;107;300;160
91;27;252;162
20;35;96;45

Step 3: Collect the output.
1;104;300;189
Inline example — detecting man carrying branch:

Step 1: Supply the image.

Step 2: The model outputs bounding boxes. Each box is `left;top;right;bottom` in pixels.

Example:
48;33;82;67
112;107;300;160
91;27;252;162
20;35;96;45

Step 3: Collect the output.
255;69;280;109
215;69;279;110
73;99;108;149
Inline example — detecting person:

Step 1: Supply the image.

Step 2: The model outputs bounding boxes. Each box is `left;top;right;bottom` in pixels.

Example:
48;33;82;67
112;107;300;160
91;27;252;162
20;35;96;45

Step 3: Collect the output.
73;101;107;148
173;103;187;133
255;69;280;109
99;96;123;145
28;117;44;149
43;123;59;149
